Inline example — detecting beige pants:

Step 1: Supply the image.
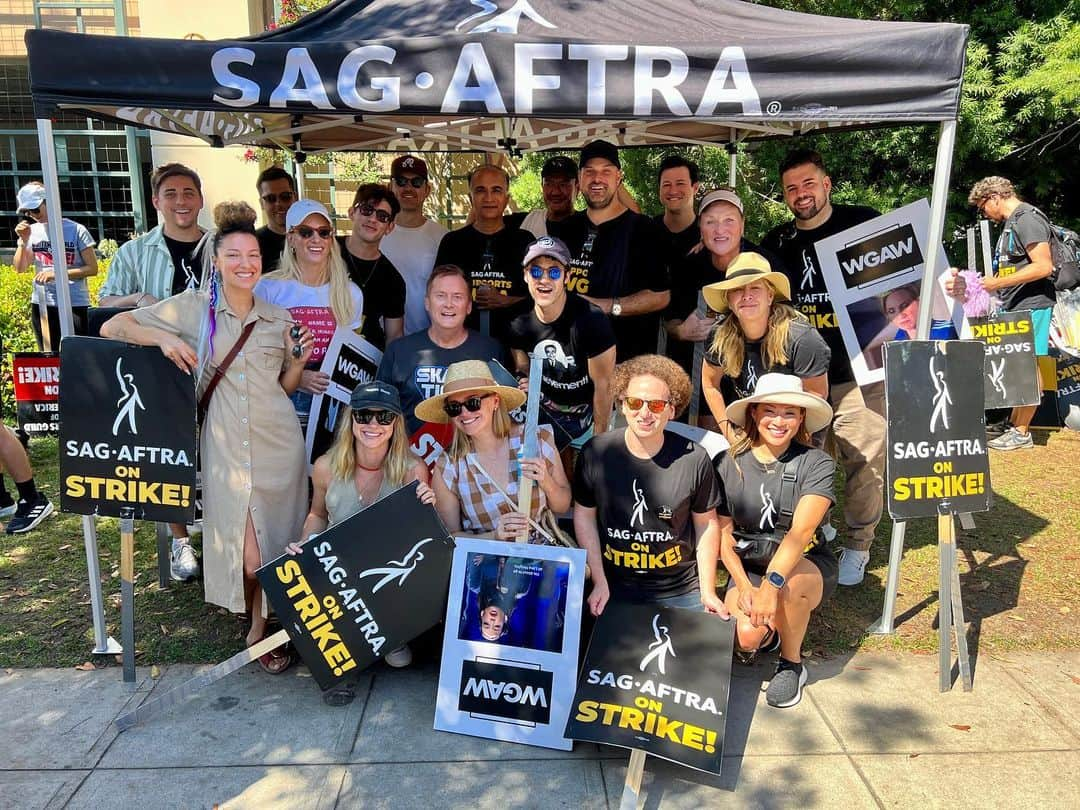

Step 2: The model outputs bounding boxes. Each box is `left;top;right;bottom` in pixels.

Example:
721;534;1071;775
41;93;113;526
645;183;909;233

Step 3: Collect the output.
825;381;886;551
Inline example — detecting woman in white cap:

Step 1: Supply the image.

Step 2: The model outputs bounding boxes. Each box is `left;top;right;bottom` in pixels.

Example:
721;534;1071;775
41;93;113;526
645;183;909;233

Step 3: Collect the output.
287;380;435;699
256;199;364;429
701;253;830;443
711;373;838;709
417;360;571;542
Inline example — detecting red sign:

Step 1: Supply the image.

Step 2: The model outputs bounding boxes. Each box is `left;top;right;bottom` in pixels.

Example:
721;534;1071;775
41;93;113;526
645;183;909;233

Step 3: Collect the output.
12;353;61;435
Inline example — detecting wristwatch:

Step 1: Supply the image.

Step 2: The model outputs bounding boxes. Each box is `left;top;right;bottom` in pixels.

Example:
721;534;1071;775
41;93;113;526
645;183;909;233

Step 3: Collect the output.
765;570;786;589
611;298;622;317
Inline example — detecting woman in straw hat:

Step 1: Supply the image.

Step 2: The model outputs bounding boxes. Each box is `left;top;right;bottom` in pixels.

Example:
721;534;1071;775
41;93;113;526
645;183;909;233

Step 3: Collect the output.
710;373;838;709
418;360;571;542
701;252;830;443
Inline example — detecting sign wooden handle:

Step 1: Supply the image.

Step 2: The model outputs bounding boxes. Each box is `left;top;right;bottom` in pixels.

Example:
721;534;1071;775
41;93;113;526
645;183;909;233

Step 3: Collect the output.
516;353;543;542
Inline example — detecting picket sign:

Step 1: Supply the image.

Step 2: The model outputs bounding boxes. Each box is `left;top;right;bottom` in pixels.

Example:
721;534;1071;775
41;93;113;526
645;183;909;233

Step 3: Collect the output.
688;292;707;428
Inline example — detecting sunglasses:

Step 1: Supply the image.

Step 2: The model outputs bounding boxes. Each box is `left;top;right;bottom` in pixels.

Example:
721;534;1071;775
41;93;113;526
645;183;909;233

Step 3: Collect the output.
353;409;396;425
443;393;493;418
527;265;563;281
260;192;295;205
393;175;426;188
624;396;670;414
292;225;333;240
356;203;393;224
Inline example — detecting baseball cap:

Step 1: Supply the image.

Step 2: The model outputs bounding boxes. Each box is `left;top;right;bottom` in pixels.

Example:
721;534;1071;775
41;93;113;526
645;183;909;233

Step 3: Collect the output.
285;199;332;231
579;140;620;169
390;154;428;179
523;236;572;268
699;188;744;215
541;155;578;179
16;183;47;213
350;381;403;415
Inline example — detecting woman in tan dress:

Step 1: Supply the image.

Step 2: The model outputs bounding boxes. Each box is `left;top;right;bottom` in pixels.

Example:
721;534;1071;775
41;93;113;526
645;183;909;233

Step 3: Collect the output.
102;202;310;672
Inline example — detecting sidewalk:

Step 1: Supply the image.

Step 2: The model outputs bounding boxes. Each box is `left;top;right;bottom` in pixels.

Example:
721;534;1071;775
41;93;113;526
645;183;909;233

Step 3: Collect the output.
2;649;1077;809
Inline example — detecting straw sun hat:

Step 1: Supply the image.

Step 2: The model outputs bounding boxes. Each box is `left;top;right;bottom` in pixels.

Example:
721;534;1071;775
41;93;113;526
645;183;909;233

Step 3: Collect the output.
413;360;526;424
702;252;792;314
725;373;834;434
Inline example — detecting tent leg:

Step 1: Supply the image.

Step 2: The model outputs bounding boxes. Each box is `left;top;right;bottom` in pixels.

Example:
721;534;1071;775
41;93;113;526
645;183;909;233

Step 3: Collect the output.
914;120;957;339
295;161;307;199
868;520;906;634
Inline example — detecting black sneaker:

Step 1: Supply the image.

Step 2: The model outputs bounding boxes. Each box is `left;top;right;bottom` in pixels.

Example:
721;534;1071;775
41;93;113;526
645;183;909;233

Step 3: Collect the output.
5;494;54;534
765;659;808;708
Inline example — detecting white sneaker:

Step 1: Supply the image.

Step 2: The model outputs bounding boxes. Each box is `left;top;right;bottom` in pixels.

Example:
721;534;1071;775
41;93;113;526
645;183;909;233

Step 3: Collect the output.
837;548;870;586
384;644;412;668
170;539;200;581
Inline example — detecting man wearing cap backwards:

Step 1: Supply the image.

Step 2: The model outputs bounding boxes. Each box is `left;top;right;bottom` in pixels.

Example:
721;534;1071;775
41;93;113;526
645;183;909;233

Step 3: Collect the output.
380;155;448;335
507;236;616;464
100;163;206;309
558;140;671;362
435;164;532;343
13;181;98;350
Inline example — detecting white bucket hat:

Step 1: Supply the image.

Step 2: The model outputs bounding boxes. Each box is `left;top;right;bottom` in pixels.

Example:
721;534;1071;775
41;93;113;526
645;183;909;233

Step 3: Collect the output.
726;373;833;434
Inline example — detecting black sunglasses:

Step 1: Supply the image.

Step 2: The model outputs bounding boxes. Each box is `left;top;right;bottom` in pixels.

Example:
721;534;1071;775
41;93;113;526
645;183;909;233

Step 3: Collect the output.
357;203;393;224
443;393;492;418
293;225;333;239
22;205;42;215
528;264;563;281
393;175;426;188
260;191;295;205
353;409;396;425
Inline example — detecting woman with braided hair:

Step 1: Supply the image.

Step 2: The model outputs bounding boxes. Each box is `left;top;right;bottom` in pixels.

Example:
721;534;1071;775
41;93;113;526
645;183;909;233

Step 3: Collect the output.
102;201;311;673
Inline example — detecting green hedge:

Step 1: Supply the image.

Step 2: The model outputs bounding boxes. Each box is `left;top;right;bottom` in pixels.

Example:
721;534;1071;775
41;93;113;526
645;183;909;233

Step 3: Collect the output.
1;262;110;421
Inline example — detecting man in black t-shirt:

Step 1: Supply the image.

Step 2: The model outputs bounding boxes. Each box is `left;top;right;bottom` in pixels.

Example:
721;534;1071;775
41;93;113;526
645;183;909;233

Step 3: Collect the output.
655;154;702;268
504;155;579;238
254;166;295;273
557;140;670;362
573;355;727;616
339;183;406;349
508;236;616;448
435;164;531;342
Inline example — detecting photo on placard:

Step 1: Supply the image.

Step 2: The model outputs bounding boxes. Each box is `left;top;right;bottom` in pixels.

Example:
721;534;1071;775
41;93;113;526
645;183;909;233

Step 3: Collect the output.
456;552;570;653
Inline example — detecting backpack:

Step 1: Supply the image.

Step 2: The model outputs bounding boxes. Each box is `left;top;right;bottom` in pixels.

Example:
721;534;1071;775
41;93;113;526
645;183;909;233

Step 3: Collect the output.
1027;207;1080;291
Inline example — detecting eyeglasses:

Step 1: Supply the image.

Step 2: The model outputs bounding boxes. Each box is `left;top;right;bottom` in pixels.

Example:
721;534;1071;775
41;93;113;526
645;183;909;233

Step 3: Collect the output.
260;192;295;205
357;204;393;224
527;264;563;281
353;409;396;425
292;225;333;240
443;393;493;418
624;396;670;414
393;175;426;188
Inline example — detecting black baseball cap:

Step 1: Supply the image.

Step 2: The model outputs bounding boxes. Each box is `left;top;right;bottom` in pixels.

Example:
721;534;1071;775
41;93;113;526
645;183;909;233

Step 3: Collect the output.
541;155;578;179
579;140;620;169
350;381;403;415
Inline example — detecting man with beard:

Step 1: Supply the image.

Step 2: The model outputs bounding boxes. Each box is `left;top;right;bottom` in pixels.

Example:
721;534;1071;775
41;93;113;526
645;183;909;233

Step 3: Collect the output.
254;166;295;272
558;140;670;361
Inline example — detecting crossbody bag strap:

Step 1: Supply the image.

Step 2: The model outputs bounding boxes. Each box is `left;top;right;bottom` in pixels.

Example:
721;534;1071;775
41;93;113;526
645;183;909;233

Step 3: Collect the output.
197;320;257;426
774;451;806;534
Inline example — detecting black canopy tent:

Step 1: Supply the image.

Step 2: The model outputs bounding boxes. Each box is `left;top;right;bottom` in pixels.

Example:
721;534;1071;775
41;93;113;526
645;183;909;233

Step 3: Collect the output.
25;0;967;654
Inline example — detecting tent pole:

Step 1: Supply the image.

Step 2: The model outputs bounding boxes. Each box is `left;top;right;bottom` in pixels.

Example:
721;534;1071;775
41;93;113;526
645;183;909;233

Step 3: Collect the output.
728;129;737;187
295;162;307;199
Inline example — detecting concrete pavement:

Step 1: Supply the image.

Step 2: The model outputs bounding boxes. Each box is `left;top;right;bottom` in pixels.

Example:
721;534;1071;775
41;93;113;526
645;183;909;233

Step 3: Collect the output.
1;650;1078;809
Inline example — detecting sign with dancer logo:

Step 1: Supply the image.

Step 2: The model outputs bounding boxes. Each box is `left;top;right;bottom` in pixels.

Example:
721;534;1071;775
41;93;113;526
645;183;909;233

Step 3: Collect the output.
564;601;734;774
58;337;196;523
884;340;992;519
435;537;587;751
257;482;452;690
963;311;1041;409
11;352;60;435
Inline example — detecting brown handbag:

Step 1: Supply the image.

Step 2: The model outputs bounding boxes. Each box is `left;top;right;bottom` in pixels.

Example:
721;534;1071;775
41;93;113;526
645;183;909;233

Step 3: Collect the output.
197;321;257;428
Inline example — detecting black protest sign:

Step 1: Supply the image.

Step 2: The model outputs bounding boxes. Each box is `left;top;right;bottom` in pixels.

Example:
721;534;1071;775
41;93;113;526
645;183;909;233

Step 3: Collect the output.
564;602;734;774
59;338;196;523
884;340;992;519
325;332;380;394
834;223;924;290
12;352;60;435
257;482;452;690
967;311;1040;409
1057;352;1080;427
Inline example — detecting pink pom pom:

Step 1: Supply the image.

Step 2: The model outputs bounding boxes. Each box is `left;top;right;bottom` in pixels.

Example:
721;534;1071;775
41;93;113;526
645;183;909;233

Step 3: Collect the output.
959;270;994;317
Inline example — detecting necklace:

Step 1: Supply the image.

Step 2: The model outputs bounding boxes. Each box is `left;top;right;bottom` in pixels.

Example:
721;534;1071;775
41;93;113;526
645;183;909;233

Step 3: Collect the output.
356;462;382;472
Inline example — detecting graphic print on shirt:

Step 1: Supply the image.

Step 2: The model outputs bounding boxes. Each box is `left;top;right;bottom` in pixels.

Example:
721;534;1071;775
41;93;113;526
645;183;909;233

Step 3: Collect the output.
288;306;337;362
414;365;448;400
800;249;817;291
630;479;648;527
179;255;199;290
758;483;776;530
744;355;759;395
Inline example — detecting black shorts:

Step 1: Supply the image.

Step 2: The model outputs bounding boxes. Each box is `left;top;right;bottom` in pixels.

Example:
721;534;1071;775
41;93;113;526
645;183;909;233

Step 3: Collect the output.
732;544;838;605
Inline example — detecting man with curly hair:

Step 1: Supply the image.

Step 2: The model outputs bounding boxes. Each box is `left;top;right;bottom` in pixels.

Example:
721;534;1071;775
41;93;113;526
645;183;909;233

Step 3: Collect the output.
572;355;728;617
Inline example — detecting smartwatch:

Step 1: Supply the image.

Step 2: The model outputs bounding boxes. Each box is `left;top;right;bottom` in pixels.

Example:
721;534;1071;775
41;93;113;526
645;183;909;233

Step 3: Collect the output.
611;298;622;317
765;570;786;590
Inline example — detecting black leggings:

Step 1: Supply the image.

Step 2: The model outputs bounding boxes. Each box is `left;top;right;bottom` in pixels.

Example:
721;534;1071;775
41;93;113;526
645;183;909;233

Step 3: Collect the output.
30;304;88;351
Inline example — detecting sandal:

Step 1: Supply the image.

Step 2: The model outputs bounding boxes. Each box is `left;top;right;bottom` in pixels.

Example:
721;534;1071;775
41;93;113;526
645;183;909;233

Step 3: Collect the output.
257;643;295;675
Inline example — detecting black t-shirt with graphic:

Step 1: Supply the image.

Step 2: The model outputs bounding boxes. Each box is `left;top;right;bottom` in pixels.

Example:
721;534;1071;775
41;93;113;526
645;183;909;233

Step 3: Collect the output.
714;443;835;537
554;210;670;362
256;226;287;273
435;225;532;341
163;234;203;295
507;293;615;431
994;203;1057;312
761;204;880;385
573;429;721;601
338;238;407;350
704;318;831;401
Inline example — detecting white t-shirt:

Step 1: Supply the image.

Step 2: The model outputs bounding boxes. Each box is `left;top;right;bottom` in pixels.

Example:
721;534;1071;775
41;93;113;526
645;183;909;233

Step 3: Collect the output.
255;277;363;363
27;219;96;307
380;218;447;335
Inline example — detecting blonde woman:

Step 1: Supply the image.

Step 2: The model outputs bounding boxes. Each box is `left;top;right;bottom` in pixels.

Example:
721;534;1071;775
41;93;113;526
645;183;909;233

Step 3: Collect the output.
418;360;571;542
256;199;364;428
701;252;830;443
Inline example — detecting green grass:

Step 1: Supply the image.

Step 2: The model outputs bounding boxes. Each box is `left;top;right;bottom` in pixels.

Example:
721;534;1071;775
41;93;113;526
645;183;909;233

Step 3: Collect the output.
1;431;1078;669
